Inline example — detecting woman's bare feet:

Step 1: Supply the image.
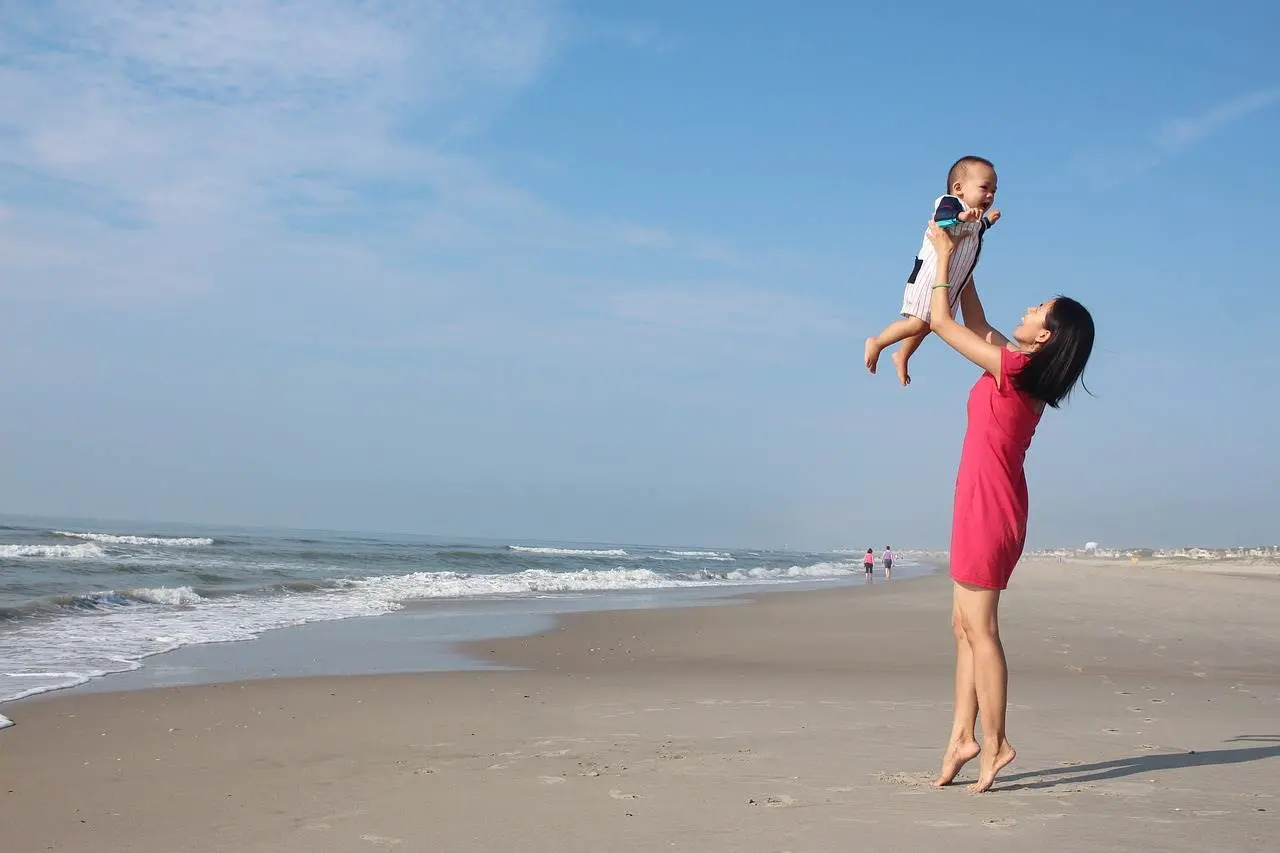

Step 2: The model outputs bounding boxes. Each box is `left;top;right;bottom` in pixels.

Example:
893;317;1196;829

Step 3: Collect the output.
968;740;1015;793
932;739;980;787
864;337;882;374
891;348;911;385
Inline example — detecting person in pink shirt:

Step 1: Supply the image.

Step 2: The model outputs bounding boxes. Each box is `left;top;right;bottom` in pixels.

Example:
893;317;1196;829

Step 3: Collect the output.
862;548;875;576
922;221;1095;793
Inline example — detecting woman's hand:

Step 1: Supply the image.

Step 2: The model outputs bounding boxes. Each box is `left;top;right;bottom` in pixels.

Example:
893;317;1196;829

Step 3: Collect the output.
926;220;956;258
923;221;1005;380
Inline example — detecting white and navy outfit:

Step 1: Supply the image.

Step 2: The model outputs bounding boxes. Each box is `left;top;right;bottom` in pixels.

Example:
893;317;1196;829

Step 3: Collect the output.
899;195;994;323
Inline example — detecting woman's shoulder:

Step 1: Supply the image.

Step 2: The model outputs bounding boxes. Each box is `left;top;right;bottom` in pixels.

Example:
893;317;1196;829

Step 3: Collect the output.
998;348;1046;415
1001;346;1031;365
996;347;1035;396
999;346;1032;380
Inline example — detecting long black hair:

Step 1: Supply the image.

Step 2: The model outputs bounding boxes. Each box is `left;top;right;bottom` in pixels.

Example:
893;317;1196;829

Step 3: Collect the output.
1013;296;1095;408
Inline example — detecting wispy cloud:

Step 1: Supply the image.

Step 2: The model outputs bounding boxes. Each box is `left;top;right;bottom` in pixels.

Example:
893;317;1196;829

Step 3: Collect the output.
0;1;556;222
0;1;824;365
1075;85;1280;188
1157;86;1280;151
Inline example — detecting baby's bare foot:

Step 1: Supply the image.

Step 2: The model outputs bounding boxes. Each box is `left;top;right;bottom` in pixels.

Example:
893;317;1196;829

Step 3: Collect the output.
968;741;1016;793
864;337;881;374
932;739;980;787
891;349;911;386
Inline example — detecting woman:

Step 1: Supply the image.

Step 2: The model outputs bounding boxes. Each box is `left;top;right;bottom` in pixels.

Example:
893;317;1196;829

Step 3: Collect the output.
923;221;1095;793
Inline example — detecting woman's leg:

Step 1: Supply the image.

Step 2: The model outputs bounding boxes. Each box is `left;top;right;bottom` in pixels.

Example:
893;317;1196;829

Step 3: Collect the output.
933;586;980;786
954;580;1016;792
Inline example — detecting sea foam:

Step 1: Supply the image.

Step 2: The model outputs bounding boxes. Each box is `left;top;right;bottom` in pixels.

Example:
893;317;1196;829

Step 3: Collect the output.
0;543;105;560
54;531;214;547
507;545;629;557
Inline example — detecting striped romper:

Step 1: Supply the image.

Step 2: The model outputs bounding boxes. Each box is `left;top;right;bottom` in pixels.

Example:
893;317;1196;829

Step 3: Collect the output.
900;195;994;323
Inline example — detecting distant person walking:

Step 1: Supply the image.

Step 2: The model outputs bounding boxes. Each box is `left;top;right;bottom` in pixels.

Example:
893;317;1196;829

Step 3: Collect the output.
863;548;875;576
882;546;894;574
922;221;1095;793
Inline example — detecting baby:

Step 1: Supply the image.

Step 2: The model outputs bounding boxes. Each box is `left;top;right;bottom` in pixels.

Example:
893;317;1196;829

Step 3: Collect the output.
864;156;1000;385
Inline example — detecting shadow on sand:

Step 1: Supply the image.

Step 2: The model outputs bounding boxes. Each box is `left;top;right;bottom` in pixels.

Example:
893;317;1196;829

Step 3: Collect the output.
999;735;1280;791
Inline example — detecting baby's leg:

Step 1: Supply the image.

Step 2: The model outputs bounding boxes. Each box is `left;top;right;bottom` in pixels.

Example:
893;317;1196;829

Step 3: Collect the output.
892;329;930;386
865;316;928;375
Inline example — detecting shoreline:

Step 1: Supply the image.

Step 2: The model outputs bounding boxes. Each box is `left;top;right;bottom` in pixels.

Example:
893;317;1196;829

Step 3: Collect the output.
2;562;936;710
2;557;1277;851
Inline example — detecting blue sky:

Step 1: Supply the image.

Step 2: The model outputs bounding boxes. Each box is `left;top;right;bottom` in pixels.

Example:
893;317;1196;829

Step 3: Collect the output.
1;1;1277;549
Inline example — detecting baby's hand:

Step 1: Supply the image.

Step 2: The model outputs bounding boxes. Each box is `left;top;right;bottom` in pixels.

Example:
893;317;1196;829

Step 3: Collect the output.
957;208;983;223
985;209;1002;225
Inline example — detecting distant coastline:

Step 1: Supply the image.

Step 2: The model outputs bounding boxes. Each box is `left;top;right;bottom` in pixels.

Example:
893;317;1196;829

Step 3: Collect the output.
1028;545;1280;562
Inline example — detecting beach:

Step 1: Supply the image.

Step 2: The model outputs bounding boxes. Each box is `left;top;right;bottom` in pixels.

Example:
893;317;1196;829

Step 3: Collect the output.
2;557;1277;852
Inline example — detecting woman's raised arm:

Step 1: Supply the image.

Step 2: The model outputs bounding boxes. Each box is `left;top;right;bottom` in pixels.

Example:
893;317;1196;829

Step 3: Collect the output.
927;223;1006;381
959;279;1010;348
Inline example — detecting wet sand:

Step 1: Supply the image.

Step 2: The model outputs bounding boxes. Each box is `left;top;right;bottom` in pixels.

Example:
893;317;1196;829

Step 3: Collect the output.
2;558;1277;852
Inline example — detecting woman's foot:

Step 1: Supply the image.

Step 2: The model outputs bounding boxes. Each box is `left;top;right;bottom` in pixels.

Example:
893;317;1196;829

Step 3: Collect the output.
968;740;1016;793
932;739;980;787
864;337;882;374
891;348;911;385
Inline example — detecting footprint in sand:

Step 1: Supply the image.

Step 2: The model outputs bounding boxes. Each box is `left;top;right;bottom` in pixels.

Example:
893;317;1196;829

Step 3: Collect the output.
748;795;795;807
537;776;565;785
609;790;639;800
876;771;934;788
359;835;403;847
983;818;1018;828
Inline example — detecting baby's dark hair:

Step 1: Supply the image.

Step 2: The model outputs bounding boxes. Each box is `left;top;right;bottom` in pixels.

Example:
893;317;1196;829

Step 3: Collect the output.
946;155;995;191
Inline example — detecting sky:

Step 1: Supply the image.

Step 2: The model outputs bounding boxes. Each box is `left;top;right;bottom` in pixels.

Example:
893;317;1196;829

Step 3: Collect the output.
1;1;1278;550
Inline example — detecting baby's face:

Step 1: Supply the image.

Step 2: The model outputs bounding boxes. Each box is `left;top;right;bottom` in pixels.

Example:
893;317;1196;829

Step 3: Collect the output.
953;164;998;212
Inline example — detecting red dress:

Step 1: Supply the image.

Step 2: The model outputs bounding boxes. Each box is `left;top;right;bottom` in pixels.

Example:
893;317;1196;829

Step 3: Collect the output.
949;348;1043;590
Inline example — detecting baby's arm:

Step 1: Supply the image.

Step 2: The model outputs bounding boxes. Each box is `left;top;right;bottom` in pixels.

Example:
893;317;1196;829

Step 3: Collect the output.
980;209;1001;233
934;195;985;227
933;195;965;227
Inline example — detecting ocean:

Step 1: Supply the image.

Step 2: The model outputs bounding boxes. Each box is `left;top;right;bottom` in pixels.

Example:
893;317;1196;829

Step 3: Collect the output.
0;516;926;728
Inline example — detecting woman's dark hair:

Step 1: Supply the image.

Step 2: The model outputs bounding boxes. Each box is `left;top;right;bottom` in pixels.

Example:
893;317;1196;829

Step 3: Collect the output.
1014;296;1095;408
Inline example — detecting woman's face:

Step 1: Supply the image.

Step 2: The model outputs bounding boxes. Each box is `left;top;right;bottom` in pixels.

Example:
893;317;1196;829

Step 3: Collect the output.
1013;299;1055;347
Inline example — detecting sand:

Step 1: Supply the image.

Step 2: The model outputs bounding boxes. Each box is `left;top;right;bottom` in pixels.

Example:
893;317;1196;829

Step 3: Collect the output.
1;559;1277;852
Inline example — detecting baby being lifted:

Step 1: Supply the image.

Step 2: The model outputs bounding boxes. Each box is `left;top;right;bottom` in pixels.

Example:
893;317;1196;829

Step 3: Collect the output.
864;156;1000;385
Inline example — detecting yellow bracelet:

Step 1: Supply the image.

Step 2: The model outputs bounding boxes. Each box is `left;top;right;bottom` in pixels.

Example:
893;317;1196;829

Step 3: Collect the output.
932;283;951;289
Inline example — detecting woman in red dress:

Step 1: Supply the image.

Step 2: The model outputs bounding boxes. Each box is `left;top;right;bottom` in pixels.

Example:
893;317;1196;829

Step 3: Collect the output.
923;222;1095;793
